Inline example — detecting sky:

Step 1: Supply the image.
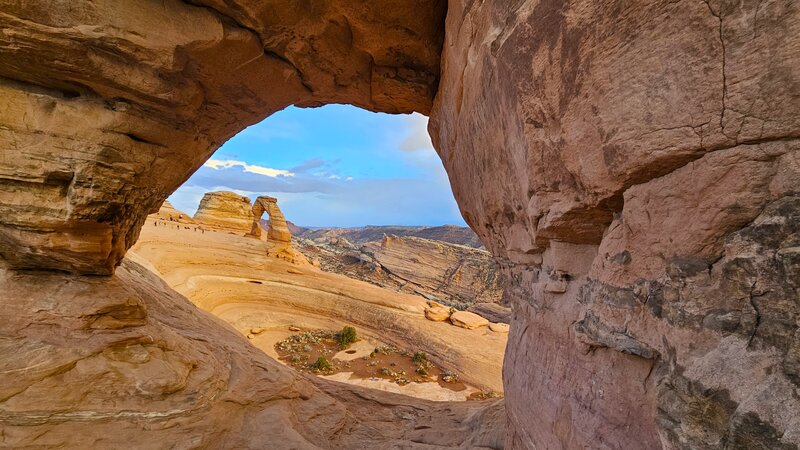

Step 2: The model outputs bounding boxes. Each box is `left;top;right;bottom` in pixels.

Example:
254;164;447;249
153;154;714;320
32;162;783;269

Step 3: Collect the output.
168;105;467;228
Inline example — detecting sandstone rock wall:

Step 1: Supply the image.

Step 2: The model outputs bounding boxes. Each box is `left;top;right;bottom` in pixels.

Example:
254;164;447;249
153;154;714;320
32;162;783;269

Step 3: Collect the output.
297;234;503;308
0;0;798;448
0;0;445;274
429;0;800;448
299;224;484;248
193;191;254;231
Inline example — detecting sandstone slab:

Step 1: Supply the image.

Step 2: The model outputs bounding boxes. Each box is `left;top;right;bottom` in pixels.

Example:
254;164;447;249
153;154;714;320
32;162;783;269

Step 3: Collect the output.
450;311;489;330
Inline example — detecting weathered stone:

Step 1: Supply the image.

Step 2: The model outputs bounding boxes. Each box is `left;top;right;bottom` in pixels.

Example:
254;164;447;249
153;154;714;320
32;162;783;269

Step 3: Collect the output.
193;191;254;232
489;323;510;334
249;195;291;243
298;234;503;308
450;311;489;330
0;0;799;448
467;302;512;325
425;305;451;322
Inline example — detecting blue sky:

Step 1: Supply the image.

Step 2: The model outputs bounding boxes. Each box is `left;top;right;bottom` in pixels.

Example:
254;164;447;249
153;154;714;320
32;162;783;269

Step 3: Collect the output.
168;105;467;227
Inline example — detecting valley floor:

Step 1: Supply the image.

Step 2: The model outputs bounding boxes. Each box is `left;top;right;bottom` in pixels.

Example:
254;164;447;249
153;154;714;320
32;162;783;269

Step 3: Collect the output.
131;217;507;397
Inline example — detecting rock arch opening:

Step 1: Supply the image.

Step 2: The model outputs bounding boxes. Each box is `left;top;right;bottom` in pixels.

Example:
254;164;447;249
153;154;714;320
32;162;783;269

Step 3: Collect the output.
1;1;798;448
134;104;508;402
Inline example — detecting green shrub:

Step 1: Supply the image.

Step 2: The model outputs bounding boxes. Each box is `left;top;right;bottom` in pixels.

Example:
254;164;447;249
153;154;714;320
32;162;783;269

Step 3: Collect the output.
412;352;428;365
416;367;428;376
337;326;358;349
311;356;332;372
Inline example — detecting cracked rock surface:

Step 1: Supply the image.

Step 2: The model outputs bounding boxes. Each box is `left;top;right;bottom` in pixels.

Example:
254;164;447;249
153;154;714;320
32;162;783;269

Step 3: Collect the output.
0;0;799;448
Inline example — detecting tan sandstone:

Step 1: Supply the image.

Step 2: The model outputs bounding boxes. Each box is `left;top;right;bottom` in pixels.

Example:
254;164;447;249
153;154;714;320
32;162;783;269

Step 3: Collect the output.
450;311;490;330
193;191;254;232
425;305;452;322
0;1;798;448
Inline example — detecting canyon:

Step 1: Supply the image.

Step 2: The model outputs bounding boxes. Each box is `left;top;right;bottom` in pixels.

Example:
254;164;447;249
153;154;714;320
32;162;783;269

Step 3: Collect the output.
0;1;798;449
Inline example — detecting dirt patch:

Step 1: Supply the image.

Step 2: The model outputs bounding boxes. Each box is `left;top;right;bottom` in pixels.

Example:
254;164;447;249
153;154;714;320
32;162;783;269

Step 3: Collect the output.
275;328;499;397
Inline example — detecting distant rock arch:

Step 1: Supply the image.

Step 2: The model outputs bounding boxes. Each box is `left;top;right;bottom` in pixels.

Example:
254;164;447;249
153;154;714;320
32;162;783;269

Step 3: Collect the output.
249;196;291;244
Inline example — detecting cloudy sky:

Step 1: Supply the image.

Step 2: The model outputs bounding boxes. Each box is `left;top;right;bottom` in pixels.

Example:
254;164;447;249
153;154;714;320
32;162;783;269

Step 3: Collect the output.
168;105;467;227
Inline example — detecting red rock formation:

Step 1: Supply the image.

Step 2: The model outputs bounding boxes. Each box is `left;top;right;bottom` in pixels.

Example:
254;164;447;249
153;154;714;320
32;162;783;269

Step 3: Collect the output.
249;195;292;243
429;1;800;448
0;1;798;448
194;191;254;232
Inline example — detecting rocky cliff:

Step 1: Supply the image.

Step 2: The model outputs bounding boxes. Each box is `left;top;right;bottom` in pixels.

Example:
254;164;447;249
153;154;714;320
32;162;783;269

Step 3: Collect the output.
298;234;503;308
430;1;800;448
193;191;254;232
299;224;484;248
0;1;798;449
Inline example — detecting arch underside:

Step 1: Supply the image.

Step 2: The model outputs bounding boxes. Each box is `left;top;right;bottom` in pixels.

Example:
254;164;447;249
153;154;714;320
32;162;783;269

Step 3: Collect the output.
0;1;799;448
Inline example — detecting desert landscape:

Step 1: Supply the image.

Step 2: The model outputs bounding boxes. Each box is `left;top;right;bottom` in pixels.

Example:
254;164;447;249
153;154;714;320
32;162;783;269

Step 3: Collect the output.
131;193;508;401
1;1;798;449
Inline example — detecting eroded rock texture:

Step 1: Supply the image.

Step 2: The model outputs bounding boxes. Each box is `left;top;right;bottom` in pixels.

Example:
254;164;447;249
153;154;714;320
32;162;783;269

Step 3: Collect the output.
250;195;292;243
194;191;254;231
0;0;445;274
0;258;505;449
429;0;800;448
298;234;503;308
0;0;798;448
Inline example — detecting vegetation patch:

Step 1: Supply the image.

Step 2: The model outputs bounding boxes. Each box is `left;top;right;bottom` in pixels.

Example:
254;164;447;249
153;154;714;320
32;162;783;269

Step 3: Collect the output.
274;327;496;399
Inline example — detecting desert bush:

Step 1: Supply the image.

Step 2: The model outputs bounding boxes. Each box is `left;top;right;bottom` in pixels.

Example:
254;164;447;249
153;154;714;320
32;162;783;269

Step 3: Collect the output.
311;356;332;372
412;352;428;365
337;326;358;349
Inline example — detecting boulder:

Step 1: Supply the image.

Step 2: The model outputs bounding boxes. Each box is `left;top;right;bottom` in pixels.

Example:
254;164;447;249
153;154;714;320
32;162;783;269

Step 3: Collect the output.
424;305;451;322
449;311;489;330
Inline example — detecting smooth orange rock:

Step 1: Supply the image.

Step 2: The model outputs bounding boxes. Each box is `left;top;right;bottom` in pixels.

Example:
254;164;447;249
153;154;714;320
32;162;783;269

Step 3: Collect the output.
450;311;489;330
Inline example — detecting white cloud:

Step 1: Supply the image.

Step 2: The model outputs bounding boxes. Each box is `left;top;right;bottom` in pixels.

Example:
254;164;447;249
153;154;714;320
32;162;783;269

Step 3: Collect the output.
400;113;435;152
203;159;294;178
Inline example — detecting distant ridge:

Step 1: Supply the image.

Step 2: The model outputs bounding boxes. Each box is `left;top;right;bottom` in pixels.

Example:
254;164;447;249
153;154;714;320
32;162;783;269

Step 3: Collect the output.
296;224;483;248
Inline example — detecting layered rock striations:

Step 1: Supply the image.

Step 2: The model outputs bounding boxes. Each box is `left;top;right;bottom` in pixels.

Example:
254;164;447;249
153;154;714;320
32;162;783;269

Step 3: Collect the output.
297;234;503;308
193;191;254;232
0;257;504;448
0;0;798;449
249;195;306;264
0;0;446;274
430;1;800;448
299;224;484;248
249;195;291;243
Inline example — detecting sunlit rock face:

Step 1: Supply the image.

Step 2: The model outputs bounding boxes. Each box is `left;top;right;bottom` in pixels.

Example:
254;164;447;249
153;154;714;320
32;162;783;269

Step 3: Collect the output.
429;0;800;448
0;0;445;274
0;0;798;449
194;191;255;232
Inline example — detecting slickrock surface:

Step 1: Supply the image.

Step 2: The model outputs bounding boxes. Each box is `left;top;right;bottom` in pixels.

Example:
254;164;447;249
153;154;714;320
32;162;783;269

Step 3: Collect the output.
488;323;510;334
0;258;504;449
193;191;254;232
0;1;798;448
152;201;195;224
131;218;506;393
298;234;503;308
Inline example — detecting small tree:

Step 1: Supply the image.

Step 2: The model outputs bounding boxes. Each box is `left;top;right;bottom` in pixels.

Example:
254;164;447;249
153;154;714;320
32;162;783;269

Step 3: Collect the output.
337;326;358;349
311;356;332;372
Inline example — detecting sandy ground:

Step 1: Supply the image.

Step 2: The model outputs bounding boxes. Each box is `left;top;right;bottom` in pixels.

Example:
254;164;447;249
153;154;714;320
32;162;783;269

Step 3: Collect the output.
131;218;507;398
